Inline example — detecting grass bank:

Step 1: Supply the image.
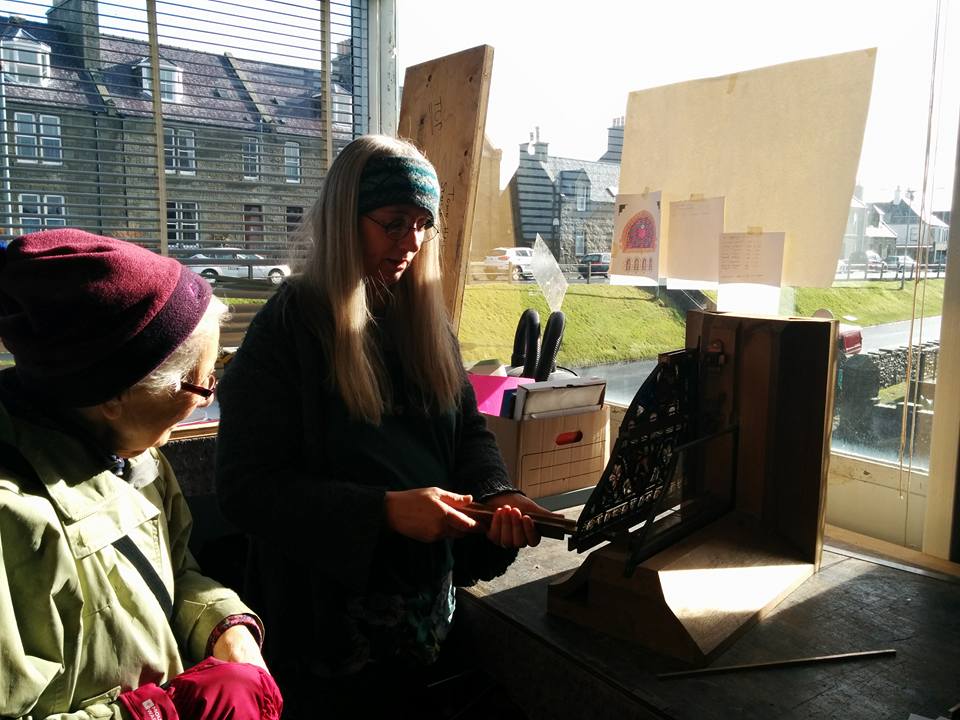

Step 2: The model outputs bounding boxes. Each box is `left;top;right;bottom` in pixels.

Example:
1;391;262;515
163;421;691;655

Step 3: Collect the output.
460;280;945;367
792;280;944;326
459;283;686;366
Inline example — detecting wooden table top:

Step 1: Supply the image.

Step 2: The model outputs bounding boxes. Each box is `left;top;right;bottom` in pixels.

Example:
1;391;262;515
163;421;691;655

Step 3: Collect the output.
458;508;960;720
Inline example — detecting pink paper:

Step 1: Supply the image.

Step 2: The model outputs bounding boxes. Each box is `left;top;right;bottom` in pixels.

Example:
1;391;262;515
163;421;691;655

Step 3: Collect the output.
468;373;534;416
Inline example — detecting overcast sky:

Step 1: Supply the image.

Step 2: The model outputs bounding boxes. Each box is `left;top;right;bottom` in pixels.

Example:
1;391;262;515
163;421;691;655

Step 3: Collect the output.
398;0;960;209
1;0;956;209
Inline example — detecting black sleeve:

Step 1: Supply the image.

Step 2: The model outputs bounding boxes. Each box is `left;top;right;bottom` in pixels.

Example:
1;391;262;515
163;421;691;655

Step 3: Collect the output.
214;294;386;595
450;372;521;586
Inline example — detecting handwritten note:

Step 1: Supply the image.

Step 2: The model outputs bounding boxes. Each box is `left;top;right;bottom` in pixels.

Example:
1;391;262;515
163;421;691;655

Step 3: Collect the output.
718;232;785;285
666;196;725;289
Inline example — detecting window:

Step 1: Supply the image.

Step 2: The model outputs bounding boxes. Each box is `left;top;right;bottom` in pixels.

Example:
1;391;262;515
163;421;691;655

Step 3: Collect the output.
13;113;62;164
576;182;589;212
286;205;304;235
332;88;354;125
243;204;264;246
574;228;586;256
18;193;65;229
1;36;51;86
242;137;260;180
434;2;960;554
138;59;183;102
166;201;199;245
284;142;301;183
164;128;196;175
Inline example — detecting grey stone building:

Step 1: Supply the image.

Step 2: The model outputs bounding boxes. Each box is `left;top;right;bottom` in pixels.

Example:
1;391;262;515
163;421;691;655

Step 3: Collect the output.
509;119;623;264
872;188;950;264
842;192;898;262
0;0;365;262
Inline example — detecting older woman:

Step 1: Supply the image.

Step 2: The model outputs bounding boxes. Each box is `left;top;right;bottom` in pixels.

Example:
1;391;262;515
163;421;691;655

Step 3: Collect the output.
215;135;549;716
0;229;281;719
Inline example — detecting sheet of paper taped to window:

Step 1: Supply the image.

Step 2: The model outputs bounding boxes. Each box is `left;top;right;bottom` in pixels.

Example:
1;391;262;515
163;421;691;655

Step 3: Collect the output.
620;48;876;288
665;196;725;289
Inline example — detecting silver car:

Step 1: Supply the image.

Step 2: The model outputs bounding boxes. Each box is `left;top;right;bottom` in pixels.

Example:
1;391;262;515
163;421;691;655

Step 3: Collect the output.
483;246;534;281
186;248;291;285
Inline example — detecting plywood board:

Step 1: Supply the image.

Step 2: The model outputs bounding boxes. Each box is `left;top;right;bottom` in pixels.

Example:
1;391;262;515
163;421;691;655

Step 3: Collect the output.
620;49;876;287
397;45;493;330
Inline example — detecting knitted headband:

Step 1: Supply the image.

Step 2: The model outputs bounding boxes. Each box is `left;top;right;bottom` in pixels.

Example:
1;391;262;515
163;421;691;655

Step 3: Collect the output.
357;155;441;221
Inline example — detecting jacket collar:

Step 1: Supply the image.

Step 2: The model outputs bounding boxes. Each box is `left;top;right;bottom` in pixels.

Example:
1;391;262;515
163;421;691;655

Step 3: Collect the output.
0;400;162;558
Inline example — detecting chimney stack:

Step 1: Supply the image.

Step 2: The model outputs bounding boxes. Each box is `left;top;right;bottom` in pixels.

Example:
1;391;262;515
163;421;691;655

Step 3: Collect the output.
47;0;101;71
599;116;624;163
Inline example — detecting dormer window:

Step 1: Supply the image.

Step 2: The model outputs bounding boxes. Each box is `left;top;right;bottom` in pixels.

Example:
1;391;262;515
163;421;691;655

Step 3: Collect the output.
136;58;183;102
313;87;354;125
332;87;353;125
1;30;51;86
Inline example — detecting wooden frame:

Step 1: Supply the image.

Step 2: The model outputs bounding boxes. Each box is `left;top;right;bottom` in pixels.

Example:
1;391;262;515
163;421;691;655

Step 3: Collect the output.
548;311;838;666
396;45;493;331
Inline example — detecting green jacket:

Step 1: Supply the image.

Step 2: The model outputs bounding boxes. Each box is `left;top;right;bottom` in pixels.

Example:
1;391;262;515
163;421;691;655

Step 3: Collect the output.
0;402;259;719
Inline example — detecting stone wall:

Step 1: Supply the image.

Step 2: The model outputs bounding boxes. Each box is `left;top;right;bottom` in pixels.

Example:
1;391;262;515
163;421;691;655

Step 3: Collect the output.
834;342;939;464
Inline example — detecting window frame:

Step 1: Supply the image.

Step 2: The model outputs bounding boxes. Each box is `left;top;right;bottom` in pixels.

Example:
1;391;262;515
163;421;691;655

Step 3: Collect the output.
576;182;589;212
166;200;199;245
164;127;196;176
1;39;51;86
18;192;65;229
283;141;302;184
13;112;63;165
242;136;260;180
139;59;184;103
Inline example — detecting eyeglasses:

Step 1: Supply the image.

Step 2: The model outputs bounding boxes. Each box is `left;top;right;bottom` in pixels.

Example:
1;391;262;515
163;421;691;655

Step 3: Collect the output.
364;215;437;243
180;373;217;399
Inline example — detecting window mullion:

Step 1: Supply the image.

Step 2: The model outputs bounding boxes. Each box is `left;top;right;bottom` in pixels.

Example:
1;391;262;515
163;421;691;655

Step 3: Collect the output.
146;0;170;255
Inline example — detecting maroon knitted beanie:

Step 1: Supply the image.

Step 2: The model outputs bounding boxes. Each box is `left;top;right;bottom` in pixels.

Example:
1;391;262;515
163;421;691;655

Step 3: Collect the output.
0;228;212;407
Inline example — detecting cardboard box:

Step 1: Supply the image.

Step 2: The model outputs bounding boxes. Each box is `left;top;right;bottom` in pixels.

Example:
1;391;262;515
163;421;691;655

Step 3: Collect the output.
485;405;610;499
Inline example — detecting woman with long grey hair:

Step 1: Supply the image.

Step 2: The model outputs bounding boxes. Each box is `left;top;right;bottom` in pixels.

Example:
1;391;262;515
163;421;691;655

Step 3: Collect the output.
216;134;547;716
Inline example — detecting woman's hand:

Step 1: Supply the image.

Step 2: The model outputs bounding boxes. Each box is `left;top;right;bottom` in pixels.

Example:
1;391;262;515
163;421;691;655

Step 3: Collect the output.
484;493;546;549
385;487;478;542
212;625;268;672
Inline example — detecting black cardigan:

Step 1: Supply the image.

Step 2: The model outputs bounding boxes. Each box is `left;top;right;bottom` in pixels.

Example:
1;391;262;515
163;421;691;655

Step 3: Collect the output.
214;284;518;679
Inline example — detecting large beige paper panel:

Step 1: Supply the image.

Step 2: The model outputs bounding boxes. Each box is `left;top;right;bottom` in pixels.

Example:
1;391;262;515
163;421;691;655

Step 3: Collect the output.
621;49;875;287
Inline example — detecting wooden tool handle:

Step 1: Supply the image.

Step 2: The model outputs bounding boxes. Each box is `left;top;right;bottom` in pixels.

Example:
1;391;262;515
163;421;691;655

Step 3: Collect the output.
462;502;578;539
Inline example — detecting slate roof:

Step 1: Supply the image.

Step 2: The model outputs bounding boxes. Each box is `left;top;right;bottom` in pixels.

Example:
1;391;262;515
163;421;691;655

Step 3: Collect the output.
544;155;620;203
865;221;897;239
0;14;349;137
872;198;949;228
98;34;323;135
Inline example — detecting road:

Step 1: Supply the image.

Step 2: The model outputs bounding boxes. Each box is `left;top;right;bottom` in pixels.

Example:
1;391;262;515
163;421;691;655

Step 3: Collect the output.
860;315;940;352
573;315;943;406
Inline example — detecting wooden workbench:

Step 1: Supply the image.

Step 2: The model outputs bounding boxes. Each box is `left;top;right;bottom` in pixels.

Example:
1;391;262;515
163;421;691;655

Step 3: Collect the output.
456;507;960;720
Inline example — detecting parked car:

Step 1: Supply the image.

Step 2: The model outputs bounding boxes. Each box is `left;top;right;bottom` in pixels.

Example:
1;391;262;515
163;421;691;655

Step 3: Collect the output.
864;250;887;272
483;246;534;280
185;247;291;285
578;252;611;278
884;255;917;274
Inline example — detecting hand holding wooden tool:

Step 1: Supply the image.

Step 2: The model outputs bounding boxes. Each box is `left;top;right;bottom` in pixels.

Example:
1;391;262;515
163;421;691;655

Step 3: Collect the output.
461;501;577;540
